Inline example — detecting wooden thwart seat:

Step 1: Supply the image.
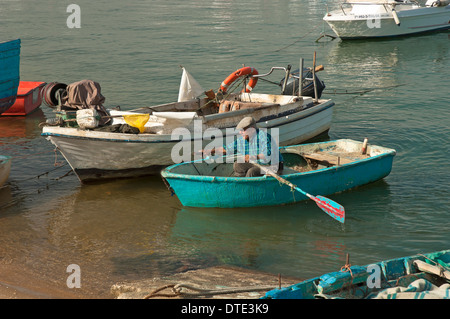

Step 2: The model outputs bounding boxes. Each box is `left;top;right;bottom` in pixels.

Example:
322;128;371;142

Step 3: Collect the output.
301;152;353;167
218;101;279;113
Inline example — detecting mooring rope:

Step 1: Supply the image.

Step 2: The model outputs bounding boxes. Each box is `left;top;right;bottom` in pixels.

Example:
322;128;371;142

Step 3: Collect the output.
2;147;70;184
143;283;278;299
340;253;354;279
324;84;406;95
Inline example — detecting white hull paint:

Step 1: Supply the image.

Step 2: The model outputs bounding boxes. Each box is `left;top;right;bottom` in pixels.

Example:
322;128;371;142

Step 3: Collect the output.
324;3;450;39
42;98;334;182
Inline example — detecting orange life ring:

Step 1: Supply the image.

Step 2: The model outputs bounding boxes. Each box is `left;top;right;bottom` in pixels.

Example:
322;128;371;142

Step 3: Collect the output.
220;67;259;93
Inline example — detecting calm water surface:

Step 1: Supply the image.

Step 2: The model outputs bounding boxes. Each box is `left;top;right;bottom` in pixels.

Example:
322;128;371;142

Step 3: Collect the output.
0;0;448;297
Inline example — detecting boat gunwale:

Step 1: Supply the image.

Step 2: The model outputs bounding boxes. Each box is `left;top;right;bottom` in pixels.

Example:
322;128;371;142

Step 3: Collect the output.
324;3;450;21
15;81;46;97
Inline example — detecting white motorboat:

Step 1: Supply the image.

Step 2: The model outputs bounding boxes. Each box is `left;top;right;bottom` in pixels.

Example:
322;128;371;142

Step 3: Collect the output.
323;0;450;39
41;65;334;183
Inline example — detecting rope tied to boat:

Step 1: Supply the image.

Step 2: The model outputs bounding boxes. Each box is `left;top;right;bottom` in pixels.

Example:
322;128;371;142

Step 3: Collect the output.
53;147;66;167
340;253;354;279
289;184;297;202
143;283;277;299
161;177;175;196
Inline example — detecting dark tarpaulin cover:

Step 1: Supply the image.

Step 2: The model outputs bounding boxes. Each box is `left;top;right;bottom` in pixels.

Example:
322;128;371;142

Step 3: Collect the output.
61;79;110;126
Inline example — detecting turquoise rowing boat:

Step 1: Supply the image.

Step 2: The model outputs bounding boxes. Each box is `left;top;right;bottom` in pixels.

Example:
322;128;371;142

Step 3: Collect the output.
161;139;396;209
263;249;450;299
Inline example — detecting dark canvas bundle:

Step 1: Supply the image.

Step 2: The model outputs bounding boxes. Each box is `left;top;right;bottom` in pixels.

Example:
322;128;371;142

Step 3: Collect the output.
93;123;140;134
61;79;111;126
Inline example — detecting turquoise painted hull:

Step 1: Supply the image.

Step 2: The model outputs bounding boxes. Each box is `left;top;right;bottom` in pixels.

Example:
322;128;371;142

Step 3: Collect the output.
161;139;396;208
263;249;450;299
0;39;21;114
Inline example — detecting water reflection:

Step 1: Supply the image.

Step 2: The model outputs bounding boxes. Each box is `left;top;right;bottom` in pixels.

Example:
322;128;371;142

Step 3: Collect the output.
0;109;46;142
325;32;449;93
168;202;349;277
46;176;179;257
0;176;182;292
0;185;13;212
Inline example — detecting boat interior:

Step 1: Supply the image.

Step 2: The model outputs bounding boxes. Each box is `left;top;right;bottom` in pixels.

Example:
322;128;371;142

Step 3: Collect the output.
167;140;379;177
168;152;311;178
144;92;309;117
43;64;323;131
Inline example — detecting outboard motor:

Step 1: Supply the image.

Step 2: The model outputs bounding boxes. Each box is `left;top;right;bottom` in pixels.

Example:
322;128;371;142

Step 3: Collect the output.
426;0;450;6
281;68;325;98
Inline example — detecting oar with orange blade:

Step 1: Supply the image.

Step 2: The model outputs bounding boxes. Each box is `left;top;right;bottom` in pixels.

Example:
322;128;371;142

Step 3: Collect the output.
258;164;345;223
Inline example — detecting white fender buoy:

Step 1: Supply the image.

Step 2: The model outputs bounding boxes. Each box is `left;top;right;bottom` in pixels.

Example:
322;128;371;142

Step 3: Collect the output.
391;7;401;26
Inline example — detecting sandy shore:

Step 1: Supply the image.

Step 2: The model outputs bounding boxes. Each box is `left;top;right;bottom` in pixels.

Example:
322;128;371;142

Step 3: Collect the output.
0;264;109;299
1;262;302;299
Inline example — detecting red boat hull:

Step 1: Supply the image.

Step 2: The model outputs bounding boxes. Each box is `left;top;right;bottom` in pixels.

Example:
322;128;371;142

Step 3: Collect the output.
2;81;46;116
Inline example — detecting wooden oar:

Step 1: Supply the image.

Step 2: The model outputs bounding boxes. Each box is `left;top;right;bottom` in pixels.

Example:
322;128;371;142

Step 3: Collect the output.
255;163;345;223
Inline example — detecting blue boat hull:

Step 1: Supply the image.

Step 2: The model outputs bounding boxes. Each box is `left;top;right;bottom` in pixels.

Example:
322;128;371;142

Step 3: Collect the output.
161;139;396;208
263;249;450;299
0;39;21;115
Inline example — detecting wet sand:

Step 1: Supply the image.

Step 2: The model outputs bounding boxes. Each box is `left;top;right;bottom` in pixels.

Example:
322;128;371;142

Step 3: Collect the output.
1;263;300;299
0;264;111;299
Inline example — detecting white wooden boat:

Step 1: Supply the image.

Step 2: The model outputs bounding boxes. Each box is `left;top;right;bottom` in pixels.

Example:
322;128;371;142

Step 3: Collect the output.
41;64;334;183
42;93;334;183
323;0;450;39
0;156;11;187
